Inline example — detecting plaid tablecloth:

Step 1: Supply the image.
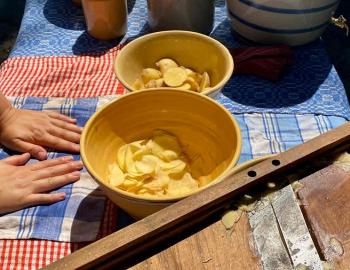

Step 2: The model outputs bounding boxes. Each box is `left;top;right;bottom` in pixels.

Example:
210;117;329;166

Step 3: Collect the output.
0;47;125;98
0;199;117;270
0;0;349;269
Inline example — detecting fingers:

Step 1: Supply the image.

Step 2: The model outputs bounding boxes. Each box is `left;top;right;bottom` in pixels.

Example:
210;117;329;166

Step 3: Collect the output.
50;119;82;134
3;153;31;165
34;160;83;180
34;171;80;193
39;134;80;153
49;126;80;144
9;139;47;160
29;155;74;171
25;192;67;207
46;111;77;124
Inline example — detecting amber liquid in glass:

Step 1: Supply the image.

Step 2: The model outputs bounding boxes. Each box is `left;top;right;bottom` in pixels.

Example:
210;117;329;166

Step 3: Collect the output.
82;0;127;40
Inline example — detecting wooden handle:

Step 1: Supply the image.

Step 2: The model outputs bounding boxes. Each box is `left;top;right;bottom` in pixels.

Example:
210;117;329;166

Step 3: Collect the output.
44;121;350;269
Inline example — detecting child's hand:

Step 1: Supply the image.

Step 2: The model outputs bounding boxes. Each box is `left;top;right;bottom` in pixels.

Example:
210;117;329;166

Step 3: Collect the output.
0;153;83;214
0;108;82;160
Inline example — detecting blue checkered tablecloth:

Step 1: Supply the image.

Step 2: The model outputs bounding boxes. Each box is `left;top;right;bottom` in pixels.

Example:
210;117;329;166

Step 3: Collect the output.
0;96;346;241
10;0;350;119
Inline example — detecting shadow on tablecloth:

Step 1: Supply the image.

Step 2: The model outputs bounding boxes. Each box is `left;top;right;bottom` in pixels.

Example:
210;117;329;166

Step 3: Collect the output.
70;189;108;242
71;20;150;56
43;0;85;31
72;31;122;56
128;0;136;14
43;0;137;55
212;19;333;109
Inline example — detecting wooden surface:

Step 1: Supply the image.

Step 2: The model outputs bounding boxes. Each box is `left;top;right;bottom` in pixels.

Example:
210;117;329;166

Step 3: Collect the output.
130;213;261;270
128;186;326;270
298;161;350;269
43;122;350;270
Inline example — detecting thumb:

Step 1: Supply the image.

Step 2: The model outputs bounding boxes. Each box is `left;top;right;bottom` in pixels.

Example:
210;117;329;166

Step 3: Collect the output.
3;153;31;166
10;140;48;161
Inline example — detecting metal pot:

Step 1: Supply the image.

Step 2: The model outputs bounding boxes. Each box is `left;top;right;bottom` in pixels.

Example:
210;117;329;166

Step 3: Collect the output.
147;0;215;34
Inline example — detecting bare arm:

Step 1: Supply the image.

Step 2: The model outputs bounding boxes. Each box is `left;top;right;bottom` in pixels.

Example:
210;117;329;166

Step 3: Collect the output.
0;91;12;116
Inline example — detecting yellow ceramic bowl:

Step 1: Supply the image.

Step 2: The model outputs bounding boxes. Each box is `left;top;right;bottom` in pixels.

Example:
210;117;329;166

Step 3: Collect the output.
114;30;234;97
81;89;241;219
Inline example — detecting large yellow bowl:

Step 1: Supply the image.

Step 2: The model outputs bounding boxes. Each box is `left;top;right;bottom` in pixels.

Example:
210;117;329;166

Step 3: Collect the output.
114;30;234;97
81;89;241;219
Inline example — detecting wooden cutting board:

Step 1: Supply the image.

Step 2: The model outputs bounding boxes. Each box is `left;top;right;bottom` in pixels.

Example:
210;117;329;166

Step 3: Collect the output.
129;212;261;270
298;155;350;270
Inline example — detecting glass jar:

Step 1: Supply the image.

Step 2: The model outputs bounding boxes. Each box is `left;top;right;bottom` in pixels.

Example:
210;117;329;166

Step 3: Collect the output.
82;0;127;40
147;0;215;34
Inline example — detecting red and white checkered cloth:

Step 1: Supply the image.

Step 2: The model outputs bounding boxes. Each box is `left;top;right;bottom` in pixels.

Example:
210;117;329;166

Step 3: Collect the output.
0;47;124;269
0;47;125;98
0;199;118;270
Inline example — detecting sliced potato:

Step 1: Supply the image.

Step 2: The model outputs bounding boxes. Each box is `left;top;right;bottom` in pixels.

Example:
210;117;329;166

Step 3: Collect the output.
160;150;178;161
175;83;191;90
108;164;125;187
156;58;178;74
199;71;210;92
141;68;162;84
185;77;200;92
117;144;128;171
167;172;198;196
185;68;202;84
135;157;157;175
132;78;144;90
145;78;164;88
221;209;242;230
133;59;211;94
123;178;138;188
163;67;187;87
109;130;201;197
184;68;194;75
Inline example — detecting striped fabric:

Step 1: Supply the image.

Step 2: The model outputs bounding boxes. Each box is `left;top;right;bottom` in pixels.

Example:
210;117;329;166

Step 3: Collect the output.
235;113;346;162
1;239;73;270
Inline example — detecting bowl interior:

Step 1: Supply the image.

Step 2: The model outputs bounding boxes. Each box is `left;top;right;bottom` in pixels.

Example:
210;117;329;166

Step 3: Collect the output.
115;31;233;92
82;90;241;200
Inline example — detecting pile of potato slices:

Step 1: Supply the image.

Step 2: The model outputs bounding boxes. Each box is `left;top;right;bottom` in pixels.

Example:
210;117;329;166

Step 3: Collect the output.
133;58;211;92
108;130;199;197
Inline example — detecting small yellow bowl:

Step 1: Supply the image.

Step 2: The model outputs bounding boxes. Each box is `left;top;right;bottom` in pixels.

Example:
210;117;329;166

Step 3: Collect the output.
81;89;241;219
114;30;234;97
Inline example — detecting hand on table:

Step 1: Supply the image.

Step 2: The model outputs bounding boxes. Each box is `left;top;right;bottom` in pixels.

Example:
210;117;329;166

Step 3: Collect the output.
0;153;83;214
0;108;82;160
